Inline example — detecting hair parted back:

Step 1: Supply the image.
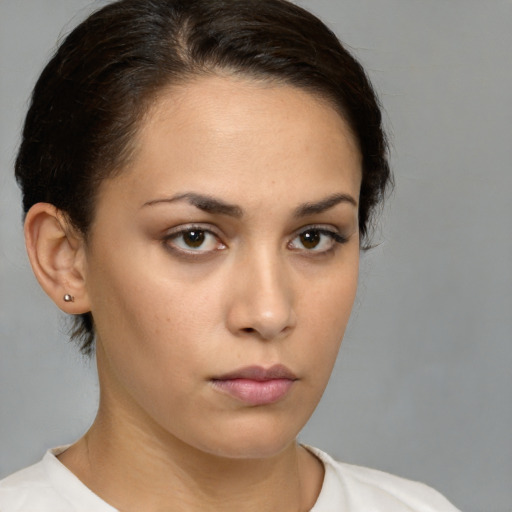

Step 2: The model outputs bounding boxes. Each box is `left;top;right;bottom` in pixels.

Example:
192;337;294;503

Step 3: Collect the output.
16;0;391;355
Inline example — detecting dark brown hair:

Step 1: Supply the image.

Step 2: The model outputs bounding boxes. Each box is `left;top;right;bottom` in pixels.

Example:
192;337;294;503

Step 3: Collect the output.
15;0;391;355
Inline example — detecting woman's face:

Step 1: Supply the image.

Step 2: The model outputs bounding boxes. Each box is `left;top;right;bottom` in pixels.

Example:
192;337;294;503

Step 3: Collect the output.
83;76;361;458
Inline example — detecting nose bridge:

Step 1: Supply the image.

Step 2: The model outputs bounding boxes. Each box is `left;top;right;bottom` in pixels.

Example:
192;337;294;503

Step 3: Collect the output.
227;243;296;340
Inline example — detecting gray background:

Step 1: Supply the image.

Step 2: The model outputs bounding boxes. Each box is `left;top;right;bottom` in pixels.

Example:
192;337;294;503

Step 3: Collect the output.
1;1;511;511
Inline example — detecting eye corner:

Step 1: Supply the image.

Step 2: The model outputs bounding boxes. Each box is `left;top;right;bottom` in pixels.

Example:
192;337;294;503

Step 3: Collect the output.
162;224;227;258
288;225;349;254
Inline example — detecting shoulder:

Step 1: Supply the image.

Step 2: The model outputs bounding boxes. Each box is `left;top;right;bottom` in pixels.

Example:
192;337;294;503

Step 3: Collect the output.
307;446;461;512
0;458;64;512
0;447;116;512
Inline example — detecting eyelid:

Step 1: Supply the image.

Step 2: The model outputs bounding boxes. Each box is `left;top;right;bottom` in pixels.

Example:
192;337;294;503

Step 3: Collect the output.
162;223;226;255
163;223;221;238
294;224;347;241
288;224;349;252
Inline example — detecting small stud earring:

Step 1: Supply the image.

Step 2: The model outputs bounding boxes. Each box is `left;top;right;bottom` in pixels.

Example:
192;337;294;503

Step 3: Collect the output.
63;294;75;303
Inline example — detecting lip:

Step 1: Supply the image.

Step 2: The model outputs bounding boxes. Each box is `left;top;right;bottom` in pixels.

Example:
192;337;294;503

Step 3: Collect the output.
211;364;298;406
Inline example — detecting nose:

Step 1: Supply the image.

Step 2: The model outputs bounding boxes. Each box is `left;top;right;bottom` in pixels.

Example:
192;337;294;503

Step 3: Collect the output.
225;250;297;341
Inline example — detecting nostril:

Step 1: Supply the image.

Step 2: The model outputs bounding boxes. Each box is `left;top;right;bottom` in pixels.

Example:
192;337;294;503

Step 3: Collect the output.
241;327;256;334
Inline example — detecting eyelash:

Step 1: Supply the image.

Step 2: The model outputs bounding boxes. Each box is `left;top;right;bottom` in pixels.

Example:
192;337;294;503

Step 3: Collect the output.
162;224;348;258
162;224;226;257
288;226;348;254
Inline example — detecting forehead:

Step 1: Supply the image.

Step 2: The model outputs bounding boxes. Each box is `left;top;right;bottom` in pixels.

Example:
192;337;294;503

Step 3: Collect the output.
146;74;359;152
107;75;362;207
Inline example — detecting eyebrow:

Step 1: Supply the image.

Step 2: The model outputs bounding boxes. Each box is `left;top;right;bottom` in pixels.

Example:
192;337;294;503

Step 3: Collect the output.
293;193;358;217
142;191;357;218
143;193;243;218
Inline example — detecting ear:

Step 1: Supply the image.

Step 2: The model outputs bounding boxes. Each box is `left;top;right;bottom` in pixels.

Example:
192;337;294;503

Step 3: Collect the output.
24;203;91;314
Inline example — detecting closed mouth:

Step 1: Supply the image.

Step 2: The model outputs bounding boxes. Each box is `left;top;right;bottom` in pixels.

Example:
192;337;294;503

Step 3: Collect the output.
211;364;298;405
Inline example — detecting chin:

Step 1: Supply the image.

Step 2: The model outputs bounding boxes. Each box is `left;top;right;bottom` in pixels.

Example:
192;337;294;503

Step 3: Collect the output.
189;415;303;460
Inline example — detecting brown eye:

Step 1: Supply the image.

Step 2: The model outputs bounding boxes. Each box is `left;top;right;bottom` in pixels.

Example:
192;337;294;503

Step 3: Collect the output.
183;230;205;248
300;230;320;249
288;227;347;253
165;226;226;254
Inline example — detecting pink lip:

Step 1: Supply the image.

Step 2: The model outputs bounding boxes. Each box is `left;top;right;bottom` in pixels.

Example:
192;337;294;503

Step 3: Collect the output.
211;365;297;406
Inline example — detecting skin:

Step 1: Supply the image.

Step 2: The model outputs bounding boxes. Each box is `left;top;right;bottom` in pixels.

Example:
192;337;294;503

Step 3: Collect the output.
25;75;362;511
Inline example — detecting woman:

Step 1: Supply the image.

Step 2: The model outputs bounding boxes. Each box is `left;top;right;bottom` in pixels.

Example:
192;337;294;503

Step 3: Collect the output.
0;0;460;510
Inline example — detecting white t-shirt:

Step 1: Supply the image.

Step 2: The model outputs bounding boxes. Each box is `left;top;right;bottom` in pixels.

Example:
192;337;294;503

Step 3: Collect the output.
0;445;460;511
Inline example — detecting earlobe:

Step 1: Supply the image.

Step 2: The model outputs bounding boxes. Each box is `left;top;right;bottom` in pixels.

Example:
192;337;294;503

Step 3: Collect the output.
24;203;91;314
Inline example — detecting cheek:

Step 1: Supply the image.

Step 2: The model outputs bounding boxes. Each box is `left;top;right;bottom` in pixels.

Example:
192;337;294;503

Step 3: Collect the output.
88;248;222;392
293;256;359;384
90;264;211;433
304;255;359;331
92;270;195;368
